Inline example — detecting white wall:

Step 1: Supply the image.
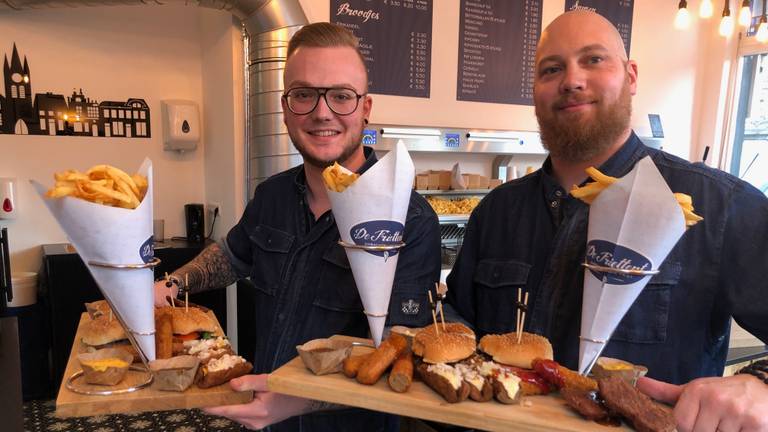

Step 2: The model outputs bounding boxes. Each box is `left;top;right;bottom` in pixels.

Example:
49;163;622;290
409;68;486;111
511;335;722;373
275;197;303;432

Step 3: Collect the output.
0;5;211;272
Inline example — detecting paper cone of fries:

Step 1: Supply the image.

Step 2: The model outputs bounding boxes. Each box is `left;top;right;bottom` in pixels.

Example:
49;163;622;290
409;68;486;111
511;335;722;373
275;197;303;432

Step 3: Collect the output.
328;141;414;347
32;158;156;361
579;156;686;375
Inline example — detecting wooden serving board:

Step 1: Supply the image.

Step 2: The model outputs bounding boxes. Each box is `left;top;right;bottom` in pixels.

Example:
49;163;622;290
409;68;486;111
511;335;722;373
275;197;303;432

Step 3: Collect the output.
268;335;632;432
55;312;253;418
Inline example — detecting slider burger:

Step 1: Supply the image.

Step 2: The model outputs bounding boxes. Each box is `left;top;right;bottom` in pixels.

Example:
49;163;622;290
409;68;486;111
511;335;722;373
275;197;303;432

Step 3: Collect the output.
477;332;555;397
412;323;495;403
80;313;139;361
155;306;252;388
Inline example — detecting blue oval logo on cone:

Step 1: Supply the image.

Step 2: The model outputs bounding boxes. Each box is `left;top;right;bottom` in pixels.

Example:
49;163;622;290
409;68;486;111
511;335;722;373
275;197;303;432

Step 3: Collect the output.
350;220;404;258
585;240;652;285
140;236;154;264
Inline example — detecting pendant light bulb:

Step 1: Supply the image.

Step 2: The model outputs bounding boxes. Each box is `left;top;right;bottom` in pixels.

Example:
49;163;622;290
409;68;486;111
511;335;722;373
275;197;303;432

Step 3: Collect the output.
720;4;735;37
738;1;753;26
700;0;715;18
675;2;692;29
757;17;768;42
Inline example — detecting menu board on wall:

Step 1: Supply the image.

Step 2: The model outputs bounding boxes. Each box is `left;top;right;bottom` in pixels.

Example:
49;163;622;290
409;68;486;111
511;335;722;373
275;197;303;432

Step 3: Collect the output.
565;0;634;55
331;0;432;98
457;0;542;106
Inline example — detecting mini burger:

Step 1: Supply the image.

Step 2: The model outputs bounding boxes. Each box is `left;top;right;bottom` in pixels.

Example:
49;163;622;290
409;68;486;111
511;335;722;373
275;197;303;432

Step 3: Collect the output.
478;332;554;396
80;314;139;361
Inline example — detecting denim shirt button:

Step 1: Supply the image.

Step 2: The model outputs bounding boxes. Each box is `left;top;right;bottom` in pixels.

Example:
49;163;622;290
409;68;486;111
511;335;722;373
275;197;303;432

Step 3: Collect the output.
550;200;559;208
555;190;563;197
278;313;285;321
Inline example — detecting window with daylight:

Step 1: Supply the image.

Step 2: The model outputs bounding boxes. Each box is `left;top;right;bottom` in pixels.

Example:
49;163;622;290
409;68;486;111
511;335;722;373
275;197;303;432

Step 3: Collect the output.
727;0;768;196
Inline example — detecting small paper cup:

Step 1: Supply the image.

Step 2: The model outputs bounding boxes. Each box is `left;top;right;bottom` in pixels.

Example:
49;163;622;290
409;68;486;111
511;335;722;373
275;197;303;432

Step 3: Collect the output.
78;348;133;386
296;339;353;375
592;357;648;386
149;355;200;392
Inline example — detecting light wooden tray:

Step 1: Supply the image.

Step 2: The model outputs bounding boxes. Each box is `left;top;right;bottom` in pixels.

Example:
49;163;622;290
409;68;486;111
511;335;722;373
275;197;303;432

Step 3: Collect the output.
268;335;632;432
55;312;253;418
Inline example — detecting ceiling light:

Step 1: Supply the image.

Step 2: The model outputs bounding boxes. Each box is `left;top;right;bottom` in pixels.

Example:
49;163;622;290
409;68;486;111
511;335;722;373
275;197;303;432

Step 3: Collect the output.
720;2;735;36
700;0;715;18
738;0;753;26
675;1;692;29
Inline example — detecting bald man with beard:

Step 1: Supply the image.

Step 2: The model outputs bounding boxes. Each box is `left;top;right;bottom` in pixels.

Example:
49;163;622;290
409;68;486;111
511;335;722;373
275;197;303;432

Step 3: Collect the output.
447;11;768;432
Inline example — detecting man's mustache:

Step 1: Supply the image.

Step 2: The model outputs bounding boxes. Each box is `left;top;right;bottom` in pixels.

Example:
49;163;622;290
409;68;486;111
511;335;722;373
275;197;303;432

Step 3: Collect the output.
553;96;596;110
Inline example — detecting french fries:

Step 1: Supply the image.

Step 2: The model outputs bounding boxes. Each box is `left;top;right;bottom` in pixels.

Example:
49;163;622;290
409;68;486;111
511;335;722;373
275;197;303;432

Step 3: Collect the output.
45;164;148;209
322;162;360;192
426;196;481;215
570;167;703;227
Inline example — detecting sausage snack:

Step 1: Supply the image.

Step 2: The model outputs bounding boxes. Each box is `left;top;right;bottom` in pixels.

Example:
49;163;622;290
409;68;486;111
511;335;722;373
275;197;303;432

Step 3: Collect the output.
387;350;414;393
342;353;372;378
356;333;408;385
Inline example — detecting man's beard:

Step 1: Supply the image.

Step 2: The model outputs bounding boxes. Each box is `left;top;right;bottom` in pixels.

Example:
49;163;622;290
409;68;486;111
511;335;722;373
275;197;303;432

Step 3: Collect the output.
289;124;364;169
535;78;632;163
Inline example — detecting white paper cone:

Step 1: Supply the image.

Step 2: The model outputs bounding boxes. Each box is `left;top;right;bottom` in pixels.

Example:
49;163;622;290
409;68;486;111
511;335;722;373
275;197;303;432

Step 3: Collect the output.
328;141;415;346
578;157;686;374
32;158;156;361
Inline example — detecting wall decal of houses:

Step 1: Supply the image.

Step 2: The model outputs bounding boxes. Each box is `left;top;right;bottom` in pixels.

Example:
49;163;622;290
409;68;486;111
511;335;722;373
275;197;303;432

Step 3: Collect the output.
0;43;151;138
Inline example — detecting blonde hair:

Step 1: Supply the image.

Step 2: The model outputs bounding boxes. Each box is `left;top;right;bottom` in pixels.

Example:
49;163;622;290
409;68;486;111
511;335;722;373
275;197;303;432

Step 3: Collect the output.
287;22;367;78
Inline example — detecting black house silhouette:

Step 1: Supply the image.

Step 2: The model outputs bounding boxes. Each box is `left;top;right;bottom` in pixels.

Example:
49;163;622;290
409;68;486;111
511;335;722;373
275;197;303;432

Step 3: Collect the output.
0;43;151;138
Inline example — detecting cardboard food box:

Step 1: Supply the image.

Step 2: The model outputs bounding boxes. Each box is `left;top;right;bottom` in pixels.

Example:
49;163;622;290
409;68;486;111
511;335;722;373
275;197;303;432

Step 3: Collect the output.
415;174;429;190
489;178;503;189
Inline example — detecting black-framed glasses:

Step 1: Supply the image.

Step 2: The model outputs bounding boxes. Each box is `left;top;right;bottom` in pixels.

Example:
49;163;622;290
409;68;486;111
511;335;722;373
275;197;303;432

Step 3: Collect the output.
282;87;365;116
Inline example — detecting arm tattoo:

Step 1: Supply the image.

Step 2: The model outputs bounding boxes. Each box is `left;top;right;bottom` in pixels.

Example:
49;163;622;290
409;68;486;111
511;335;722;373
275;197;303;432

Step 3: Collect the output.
170;243;238;294
304;399;346;413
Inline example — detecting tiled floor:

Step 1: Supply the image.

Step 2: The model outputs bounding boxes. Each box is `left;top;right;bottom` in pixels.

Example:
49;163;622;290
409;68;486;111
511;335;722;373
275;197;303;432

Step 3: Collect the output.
23;399;245;432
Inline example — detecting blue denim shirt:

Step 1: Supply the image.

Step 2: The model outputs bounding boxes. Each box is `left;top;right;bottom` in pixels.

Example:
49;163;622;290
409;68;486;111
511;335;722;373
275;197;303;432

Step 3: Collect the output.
447;132;768;385
223;147;441;432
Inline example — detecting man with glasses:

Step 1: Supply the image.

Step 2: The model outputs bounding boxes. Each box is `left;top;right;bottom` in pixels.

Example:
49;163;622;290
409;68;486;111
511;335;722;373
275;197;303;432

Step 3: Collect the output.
154;22;440;431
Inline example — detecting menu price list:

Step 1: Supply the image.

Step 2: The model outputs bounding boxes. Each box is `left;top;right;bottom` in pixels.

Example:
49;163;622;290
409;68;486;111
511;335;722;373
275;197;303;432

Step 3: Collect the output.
331;0;433;98
457;0;542;106
565;0;634;54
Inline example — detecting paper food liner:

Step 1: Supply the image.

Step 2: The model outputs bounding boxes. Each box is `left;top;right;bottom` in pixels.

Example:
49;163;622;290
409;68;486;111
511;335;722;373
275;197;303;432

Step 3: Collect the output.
32;158;156;361
450;163;466;190
328;141;415;347
579;157;686;374
296;338;354;375
149;355;200;392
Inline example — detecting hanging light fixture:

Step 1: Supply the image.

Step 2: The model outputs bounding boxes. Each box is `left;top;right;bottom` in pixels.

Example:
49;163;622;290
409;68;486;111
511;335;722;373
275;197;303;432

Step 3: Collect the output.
757;0;768;42
720;1;735;36
700;0;715;17
738;0;753;26
675;0;692;29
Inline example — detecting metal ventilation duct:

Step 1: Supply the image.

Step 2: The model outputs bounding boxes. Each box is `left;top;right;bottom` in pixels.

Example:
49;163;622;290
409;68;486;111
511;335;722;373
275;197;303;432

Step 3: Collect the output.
0;0;308;199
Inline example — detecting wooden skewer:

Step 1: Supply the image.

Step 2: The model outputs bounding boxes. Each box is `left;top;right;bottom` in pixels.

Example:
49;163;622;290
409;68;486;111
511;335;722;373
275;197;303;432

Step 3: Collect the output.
518;291;529;344
109;309;113;323
428;290;439;336
516;287;522;343
164;272;176;307
435;283;446;330
185;274;189;314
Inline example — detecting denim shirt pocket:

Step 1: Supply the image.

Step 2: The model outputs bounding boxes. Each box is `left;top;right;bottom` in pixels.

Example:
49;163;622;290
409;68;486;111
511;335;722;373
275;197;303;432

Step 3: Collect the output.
388;283;431;328
473;259;532;334
248;225;294;296
312;243;363;313
611;261;681;344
